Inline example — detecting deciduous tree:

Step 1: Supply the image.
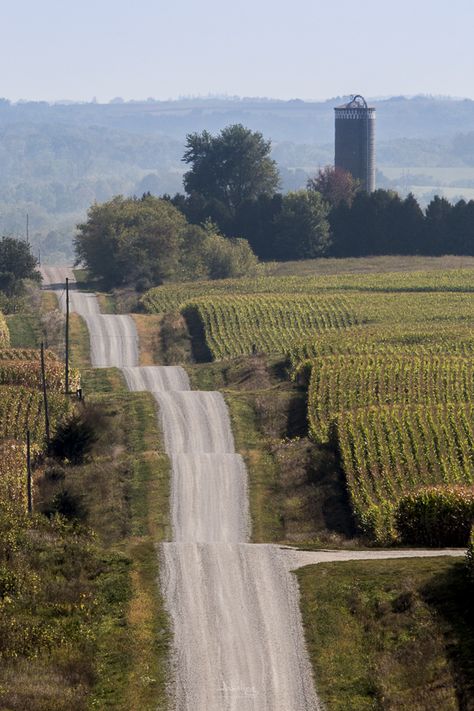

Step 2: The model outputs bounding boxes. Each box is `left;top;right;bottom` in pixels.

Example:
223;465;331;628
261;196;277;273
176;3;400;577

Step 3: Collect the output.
183;124;280;219
0;236;40;297
308;165;359;207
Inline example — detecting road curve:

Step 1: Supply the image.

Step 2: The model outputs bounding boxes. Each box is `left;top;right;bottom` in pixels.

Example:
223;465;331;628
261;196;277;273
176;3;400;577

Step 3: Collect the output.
41;267;463;711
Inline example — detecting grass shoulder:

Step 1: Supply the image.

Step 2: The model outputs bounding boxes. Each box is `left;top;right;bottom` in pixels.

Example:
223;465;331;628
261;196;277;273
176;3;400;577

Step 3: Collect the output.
296;557;473;711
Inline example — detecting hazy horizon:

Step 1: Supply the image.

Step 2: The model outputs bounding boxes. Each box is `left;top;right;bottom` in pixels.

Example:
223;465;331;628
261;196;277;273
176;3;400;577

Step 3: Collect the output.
3;0;474;103
3;93;474;106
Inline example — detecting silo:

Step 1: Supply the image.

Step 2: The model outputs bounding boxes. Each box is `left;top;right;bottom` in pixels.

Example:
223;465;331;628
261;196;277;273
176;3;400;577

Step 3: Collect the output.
334;95;376;192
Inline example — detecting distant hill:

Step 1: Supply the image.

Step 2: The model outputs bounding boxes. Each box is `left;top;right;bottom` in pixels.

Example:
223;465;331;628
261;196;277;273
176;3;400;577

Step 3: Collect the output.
2;95;474;261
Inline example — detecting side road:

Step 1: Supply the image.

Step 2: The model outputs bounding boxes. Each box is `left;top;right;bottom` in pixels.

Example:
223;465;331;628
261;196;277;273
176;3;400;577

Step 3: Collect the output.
287;547;464;570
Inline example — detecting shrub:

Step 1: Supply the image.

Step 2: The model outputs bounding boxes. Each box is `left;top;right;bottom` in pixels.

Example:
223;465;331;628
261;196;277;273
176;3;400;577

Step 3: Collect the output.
46;489;87;520
395;486;474;546
49;407;100;464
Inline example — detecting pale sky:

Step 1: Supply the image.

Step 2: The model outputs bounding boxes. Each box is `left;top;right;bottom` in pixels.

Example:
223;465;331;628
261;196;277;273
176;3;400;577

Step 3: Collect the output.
2;0;473;103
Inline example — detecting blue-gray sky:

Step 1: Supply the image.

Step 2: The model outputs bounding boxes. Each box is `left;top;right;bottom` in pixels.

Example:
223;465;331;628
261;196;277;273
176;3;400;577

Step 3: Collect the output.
2;0;473;102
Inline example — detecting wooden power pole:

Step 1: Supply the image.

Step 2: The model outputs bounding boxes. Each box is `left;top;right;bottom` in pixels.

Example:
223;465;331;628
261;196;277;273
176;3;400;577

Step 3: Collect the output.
40;341;50;447
65;277;70;395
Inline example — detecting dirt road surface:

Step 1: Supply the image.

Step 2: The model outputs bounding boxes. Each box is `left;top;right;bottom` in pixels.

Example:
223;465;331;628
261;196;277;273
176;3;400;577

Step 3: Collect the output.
41;266;138;367
41;266;464;711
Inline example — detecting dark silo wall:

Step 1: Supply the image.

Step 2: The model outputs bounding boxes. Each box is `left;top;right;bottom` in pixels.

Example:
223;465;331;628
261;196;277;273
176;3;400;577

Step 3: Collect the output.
335;107;376;192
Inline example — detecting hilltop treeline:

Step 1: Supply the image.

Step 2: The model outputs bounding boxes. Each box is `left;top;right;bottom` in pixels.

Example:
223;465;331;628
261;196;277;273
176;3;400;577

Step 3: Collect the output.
169;126;474;261
75;126;474;289
174;185;474;261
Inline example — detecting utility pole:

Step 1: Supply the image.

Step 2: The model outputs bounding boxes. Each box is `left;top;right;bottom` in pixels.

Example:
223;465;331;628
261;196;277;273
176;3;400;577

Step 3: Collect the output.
40;342;50;447
26;213;29;245
65;277;70;395
26;430;32;514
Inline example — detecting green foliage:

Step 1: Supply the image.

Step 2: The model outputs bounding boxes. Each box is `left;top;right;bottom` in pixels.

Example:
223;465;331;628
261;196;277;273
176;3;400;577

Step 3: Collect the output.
395;486;474;546
178;222;259;281
75;195;259;289
198;233;259;280
0;236;40;293
273;189;330;259
0;237;40;311
49;408;99;465
75;194;187;289
329;189;426;258
183;124;280;216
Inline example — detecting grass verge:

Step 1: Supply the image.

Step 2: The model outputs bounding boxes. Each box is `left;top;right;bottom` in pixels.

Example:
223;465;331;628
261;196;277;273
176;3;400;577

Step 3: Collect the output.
84;389;171;710
296;557;474;711
132;314;164;364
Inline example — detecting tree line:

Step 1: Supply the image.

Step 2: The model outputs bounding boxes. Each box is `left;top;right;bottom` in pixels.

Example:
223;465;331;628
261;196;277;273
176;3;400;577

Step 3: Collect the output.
73;123;474;289
169;125;474;260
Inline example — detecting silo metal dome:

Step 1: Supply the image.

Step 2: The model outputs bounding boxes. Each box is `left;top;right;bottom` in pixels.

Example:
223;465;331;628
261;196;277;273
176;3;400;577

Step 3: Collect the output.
334;95;376;192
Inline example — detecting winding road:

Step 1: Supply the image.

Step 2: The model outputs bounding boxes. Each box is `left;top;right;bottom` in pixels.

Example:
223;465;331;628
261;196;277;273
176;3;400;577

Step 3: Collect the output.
41;266;464;711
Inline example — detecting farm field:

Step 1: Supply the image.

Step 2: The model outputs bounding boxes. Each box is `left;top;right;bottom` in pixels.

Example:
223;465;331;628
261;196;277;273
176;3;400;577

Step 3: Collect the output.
335;403;474;540
0;349;79;391
289;322;474;365
142;264;474;314
0;346;77;454
178;288;474;362
307;354;474;441
267;254;474;276
142;263;474;546
183;293;359;360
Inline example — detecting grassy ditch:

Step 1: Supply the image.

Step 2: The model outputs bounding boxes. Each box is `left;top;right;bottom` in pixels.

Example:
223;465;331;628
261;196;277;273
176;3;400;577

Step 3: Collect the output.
297;557;474;711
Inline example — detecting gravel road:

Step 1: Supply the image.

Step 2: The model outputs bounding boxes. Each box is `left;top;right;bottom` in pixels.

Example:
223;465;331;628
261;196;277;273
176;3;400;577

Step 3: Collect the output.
41;266;139;367
42;266;463;711
122;365;190;392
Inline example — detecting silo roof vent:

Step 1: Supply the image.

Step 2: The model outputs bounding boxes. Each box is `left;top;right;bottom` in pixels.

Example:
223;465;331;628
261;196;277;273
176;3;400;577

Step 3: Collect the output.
336;94;374;110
